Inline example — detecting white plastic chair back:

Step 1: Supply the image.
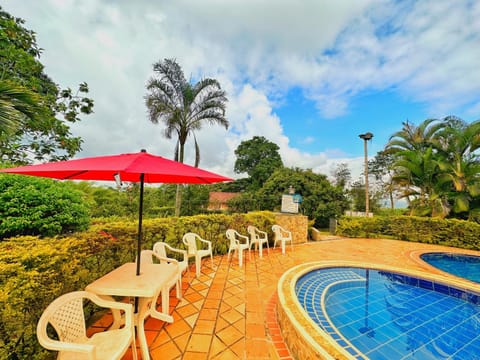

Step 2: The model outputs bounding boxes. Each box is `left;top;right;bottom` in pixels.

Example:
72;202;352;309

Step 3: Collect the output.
183;232;198;255
49;296;87;343
37;291;136;360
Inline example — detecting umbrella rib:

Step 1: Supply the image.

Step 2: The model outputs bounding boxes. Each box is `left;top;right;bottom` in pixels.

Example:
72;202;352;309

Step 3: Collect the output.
64;170;89;179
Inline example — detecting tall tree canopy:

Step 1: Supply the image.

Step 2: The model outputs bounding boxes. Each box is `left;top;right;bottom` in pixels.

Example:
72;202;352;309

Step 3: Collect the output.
0;8;94;164
144;58;229;215
385;116;480;219
234;136;283;190
258;167;348;227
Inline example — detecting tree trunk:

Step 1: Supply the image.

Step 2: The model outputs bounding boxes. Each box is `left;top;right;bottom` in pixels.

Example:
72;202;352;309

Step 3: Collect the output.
174;184;182;216
175;141;186;216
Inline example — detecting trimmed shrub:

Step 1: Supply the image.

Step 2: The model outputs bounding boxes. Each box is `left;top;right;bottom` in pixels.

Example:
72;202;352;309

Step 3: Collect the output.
0;175;90;238
336;215;480;250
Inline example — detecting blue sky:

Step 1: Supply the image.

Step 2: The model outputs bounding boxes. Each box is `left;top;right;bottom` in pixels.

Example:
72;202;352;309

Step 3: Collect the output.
2;0;480;183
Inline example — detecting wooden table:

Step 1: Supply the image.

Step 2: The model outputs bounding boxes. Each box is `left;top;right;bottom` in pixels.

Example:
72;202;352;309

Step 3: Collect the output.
86;262;178;360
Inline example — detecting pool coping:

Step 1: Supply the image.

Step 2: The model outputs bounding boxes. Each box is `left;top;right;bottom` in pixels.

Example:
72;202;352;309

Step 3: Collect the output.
277;259;480;360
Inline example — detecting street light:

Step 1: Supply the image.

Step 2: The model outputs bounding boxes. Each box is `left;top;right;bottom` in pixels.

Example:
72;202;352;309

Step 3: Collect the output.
359;132;373;216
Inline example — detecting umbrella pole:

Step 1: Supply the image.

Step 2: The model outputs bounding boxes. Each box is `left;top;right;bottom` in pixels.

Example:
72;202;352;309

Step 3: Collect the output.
134;174;145;314
136;173;145;276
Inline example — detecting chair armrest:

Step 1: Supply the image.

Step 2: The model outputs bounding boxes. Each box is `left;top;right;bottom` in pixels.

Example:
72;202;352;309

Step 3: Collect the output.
199;237;212;250
167;246;188;258
36;337;95;356
282;229;292;238
151;251;179;265
257;229;267;237
238;233;249;244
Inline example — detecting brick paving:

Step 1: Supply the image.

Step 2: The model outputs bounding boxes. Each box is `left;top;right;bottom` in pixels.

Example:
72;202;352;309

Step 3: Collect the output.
88;237;480;359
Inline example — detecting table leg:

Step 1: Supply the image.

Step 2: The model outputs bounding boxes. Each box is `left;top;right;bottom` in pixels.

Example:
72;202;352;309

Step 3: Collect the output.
150;287;174;323
96;294;123;329
135;297;152;360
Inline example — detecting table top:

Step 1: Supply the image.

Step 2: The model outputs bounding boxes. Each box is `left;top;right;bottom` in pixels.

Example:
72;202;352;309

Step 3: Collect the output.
86;262;177;298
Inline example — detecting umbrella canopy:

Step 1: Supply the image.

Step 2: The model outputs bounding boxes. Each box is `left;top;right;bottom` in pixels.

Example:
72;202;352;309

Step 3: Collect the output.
0;150;231;184
0;150;233;275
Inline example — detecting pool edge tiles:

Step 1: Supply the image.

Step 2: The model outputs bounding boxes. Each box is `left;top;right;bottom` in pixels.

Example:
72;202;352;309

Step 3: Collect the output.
276;260;480;360
277;262;351;360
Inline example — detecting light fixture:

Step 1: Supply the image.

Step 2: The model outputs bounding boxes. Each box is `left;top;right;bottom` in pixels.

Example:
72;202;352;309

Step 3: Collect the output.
114;173;123;188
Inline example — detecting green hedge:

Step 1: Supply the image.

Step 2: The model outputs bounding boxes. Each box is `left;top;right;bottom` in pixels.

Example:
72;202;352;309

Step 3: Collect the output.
336;215;480;250
0;211;275;359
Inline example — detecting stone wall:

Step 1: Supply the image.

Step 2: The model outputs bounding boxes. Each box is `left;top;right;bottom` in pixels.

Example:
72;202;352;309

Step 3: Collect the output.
274;213;308;244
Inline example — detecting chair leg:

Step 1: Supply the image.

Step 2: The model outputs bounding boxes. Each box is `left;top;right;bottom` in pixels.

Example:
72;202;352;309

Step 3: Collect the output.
176;275;182;299
195;256;201;277
239;249;243;267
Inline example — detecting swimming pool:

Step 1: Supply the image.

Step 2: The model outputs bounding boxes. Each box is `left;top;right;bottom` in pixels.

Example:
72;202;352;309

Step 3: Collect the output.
420;252;480;283
277;262;480;360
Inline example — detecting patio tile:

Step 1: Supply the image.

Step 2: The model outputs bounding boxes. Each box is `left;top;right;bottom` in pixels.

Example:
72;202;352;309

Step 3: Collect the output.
176;303;199;318
193;319;216;334
182;351;209;360
99;237;480;360
229;338;246;357
220;308;243;324
209;335;228;357
150;338;181;360
172;332;191;352
198;308;218;320
165;318;191;338
186;333;212;352
216;325;243;346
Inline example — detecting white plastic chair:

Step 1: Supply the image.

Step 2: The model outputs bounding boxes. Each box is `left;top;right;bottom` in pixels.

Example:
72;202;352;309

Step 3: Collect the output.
182;232;213;277
247;225;269;257
37;290;137;360
153;241;190;296
226;229;251;267
140;249;182;299
272;224;293;254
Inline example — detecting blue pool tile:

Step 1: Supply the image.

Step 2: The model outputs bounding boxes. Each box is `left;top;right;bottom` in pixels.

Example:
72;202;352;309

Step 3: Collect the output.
296;267;480;360
419;279;434;290
433;282;450;295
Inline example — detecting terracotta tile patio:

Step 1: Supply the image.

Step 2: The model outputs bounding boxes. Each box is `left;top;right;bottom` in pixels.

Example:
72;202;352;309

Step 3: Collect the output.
88;237;480;359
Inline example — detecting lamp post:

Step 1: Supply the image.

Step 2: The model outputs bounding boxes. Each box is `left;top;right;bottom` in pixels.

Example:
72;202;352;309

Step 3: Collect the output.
359;132;373;216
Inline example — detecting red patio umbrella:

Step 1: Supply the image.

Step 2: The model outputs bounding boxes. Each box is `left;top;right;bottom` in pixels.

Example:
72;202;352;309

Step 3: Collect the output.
0;149;233;275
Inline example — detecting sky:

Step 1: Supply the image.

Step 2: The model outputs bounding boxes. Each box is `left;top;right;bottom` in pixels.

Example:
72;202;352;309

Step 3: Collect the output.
2;0;480;183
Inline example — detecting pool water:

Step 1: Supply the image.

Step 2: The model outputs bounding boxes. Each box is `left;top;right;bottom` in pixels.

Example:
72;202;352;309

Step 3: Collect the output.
421;252;480;283
296;267;480;359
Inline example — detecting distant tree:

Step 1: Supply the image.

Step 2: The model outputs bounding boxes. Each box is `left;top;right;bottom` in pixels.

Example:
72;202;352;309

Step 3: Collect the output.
348;179;381;213
369;150;397;209
258;167;348;227
331;163;351;189
234;136;283;190
145;58;228;216
0;8;94;164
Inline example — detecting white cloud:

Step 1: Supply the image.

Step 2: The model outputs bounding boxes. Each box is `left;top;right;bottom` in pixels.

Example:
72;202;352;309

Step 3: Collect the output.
2;0;479;184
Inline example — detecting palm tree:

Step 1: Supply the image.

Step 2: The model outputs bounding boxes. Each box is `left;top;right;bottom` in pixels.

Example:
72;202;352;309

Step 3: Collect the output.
435;118;480;218
385;119;446;215
0;80;39;135
385;118;445;153
145;59;228;216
